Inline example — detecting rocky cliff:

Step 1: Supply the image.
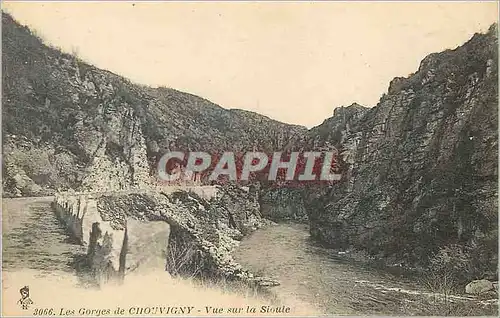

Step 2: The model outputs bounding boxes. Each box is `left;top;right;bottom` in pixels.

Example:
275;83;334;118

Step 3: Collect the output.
1;13;306;197
303;24;498;280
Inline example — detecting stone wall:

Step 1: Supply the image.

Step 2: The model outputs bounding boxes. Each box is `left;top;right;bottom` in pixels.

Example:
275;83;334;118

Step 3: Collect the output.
52;191;175;285
52;193;128;285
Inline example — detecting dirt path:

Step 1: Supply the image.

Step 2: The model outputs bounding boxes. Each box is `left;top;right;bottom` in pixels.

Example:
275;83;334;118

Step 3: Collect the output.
2;197;86;273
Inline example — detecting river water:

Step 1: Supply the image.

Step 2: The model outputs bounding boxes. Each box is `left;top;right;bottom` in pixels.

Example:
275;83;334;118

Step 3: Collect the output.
233;222;497;316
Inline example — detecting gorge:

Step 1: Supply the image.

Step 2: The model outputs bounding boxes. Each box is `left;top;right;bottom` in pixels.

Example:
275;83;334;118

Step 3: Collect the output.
2;11;498;316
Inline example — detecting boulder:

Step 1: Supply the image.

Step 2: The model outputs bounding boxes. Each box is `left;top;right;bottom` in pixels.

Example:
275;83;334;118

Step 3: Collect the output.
465;279;494;294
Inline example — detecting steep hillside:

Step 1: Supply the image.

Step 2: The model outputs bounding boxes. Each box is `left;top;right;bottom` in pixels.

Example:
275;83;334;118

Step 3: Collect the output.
1;13;306;197
303;24;498;280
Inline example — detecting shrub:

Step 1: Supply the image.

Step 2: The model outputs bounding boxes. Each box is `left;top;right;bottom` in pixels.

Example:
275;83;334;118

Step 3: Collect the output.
165;234;204;278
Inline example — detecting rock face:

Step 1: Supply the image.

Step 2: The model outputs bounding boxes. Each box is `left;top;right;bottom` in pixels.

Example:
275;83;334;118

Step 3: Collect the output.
1;13;306;197
256;104;370;223
303;25;498;279
52;186;278;287
259;188;308;222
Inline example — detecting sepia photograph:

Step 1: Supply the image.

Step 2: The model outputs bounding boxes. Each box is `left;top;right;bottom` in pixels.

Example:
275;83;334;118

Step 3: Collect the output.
1;1;499;317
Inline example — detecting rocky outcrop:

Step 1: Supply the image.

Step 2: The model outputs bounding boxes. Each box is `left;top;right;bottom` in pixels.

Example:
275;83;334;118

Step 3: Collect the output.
302;103;369;152
465;279;495;294
255;104;370;223
259;188;308;222
52;186;278;288
304;24;498;280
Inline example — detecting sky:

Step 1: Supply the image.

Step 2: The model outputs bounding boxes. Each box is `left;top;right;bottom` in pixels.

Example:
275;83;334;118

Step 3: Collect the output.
2;1;498;128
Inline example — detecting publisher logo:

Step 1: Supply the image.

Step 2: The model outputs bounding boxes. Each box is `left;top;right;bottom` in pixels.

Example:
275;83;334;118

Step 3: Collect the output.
17;286;33;310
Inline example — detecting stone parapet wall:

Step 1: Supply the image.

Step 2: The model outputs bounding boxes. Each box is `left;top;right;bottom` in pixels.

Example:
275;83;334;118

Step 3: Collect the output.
52;193;127;285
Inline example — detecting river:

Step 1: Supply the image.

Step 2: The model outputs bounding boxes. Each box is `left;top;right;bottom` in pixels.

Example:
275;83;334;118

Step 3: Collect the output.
233;222;497;316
